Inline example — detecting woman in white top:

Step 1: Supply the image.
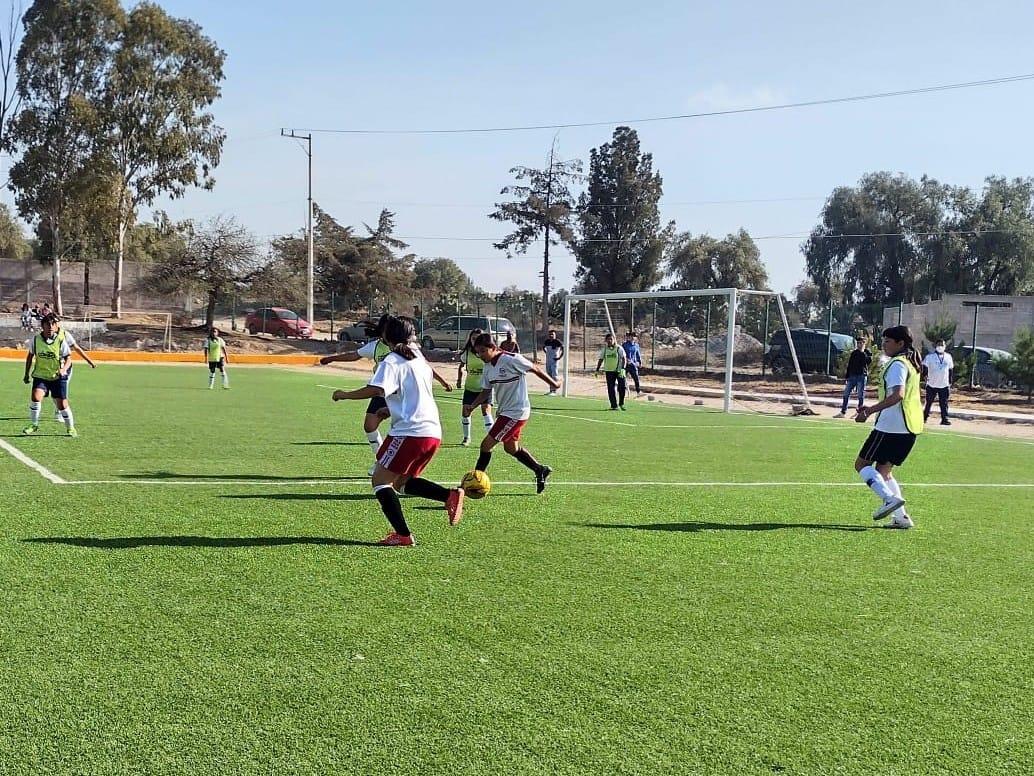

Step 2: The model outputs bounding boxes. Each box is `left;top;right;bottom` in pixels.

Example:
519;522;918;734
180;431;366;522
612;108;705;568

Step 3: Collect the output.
332;316;464;546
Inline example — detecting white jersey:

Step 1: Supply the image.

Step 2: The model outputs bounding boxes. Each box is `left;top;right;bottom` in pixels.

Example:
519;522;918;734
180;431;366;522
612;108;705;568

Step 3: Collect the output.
875;360;910;434
482;352;534;421
923;352;954;389
369;351;442;439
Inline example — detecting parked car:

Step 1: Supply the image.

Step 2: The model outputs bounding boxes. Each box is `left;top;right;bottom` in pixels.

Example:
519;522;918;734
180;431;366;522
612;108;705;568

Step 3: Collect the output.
764;328;855;375
337;319;378;344
245;307;312;338
419;315;515;351
951;345;1013;388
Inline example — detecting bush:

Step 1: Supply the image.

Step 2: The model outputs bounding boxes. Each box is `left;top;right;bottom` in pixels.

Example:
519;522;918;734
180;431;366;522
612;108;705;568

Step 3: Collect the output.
923;315;958;348
993;327;1034;401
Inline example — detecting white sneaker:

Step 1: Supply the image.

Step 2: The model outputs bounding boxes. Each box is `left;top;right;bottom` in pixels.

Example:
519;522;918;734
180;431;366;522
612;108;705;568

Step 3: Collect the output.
873;497;905;521
460;439;470;447
888;515;914;529
834;411;845;418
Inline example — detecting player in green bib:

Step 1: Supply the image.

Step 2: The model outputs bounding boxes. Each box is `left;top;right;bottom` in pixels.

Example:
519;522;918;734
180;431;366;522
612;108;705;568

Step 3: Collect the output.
22;313;78;437
204;328;230;389
457;328;495;446
595;333;629;410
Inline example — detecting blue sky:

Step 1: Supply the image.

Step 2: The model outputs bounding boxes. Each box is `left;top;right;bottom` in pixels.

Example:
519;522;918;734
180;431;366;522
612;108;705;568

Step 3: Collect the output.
113;1;1034;294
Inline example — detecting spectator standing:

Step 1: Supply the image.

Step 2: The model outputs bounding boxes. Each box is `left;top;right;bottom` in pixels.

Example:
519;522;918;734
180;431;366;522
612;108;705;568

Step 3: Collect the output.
621;332;643;396
835;336;872;418
542;330;563;395
499;330;520;354
922;339;954;426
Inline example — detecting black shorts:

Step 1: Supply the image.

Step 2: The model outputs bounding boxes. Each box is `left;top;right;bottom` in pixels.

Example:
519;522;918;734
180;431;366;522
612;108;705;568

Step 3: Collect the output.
365;396;388;415
462;389;489;407
858;430;916;466
208;359;225;372
31;376;69;400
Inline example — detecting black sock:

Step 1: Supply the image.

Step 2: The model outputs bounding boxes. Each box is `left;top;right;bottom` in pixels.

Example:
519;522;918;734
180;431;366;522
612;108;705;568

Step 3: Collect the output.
512;448;542;474
374;487;411;536
475;451;492;472
403;477;450;503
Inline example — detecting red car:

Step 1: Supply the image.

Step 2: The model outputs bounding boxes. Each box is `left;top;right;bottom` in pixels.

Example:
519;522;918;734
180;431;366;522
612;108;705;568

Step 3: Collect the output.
245;307;313;338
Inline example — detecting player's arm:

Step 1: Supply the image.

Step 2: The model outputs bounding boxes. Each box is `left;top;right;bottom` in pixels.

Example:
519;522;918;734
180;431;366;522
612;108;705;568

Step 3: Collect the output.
434;370;454;395
332;384;384;402
456;361;465;386
221;341;229;365
855;385;903;422
319;352;362;366
22;351;33;383
58;353;72;378
466;387;493;410
71;341;97;369
594;353;604;374
530;366;561;391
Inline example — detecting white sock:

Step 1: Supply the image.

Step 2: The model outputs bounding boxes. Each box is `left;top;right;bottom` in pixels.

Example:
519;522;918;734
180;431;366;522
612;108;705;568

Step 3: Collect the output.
208;373;215;387
484;411;494;428
461;416;471;440
859;465;894;502
29;401;40;425
61;407;74;429
366;430;383;456
886;476;907;518
222;370;229;387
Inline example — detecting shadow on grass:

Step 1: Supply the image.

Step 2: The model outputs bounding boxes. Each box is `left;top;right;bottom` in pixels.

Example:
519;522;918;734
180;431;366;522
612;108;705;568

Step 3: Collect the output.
221;493;374;501
290;441;369;447
121;471;368;482
582;521;868;533
24;536;378;549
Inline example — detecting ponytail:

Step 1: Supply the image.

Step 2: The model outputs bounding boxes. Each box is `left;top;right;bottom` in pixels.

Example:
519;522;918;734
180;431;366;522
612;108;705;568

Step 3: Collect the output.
882;325;922;371
382;315;418;360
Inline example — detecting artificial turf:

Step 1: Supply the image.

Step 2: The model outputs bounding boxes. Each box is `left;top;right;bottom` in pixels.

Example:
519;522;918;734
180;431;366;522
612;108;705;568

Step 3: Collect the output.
0;362;1031;775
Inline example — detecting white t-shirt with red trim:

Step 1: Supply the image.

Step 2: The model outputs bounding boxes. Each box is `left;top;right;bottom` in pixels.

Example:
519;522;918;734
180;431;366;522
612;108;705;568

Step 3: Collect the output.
369;352;442;439
482;352;534;421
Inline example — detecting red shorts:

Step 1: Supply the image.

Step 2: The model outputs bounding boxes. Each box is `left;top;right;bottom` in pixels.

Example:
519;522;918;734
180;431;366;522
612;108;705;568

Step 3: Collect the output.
377;435;441;477
489;416;527;444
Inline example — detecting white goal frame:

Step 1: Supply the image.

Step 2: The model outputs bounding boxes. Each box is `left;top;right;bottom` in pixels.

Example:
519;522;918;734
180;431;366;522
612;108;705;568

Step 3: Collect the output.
562;288;810;413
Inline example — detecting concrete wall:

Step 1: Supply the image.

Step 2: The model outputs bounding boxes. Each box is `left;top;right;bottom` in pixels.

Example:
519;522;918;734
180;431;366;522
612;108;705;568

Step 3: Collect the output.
884;294;1034;351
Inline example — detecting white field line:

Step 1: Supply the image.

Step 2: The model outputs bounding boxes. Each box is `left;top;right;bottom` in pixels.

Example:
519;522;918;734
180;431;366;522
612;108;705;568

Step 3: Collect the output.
60;478;1034;488
0;438;68;484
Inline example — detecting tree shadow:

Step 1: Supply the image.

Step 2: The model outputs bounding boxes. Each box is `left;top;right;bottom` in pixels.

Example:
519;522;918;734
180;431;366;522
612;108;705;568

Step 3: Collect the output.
24;535;379;549
581;521;868;533
221;493;374;502
121;471;368;482
290;441;369;447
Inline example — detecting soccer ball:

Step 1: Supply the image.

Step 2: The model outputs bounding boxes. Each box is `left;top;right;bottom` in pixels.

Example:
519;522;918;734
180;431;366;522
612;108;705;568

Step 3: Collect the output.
460;470;491;499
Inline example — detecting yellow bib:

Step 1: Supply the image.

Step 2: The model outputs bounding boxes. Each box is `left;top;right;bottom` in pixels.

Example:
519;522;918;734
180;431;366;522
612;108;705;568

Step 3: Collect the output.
877;355;924;435
31;331;67;381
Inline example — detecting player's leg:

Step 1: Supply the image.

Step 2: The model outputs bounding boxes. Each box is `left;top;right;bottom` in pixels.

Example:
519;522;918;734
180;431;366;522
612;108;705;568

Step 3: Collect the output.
605;371;618;409
460;393;474;446
208;361;217;389
371;465;413;545
220;359;229;389
616;372;627;409
24;384;45;433
502;434;552;494
363;398;387;475
482;395;494;429
855;434;903;521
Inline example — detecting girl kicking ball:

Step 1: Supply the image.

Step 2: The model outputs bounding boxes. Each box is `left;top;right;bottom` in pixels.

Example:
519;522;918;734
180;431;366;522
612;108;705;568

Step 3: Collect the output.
331;315;464;546
853;325;925;529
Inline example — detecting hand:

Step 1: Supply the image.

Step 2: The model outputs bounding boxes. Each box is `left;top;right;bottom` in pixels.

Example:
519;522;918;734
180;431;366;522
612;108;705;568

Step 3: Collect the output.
332;390;348;401
23;375;30;384
444;384;453;392
854;407;869;423
319;356;334;366
594;371;600;378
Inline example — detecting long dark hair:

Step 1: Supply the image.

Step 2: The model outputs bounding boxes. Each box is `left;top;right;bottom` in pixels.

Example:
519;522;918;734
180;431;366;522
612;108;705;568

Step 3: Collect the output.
882;325;922;372
382;315;417;360
464;327;483;354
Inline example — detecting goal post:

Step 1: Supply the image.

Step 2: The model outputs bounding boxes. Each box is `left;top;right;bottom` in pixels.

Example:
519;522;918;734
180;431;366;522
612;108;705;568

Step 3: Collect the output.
562;288;811;413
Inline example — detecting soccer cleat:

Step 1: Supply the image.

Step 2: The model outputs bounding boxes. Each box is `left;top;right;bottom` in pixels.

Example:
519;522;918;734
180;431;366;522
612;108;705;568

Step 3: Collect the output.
21;424;39;435
378;532;415;547
873;497;906;521
446;488;465;526
887;515;914;530
536;465;553;494
66;427;78;438
223;385;230;390
460;438;471;447
54;411;62;422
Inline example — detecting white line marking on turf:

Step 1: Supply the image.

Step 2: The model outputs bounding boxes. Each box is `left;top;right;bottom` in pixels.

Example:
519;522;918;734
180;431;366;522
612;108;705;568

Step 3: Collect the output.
59;479;1034;488
0;438;68;484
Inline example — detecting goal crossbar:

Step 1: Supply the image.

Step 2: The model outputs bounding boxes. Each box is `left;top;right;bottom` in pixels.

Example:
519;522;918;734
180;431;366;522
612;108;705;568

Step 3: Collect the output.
561;289;811;413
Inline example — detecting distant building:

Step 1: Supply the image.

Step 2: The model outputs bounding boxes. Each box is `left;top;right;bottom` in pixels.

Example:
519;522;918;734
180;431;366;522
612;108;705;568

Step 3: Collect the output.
884;294;1034;352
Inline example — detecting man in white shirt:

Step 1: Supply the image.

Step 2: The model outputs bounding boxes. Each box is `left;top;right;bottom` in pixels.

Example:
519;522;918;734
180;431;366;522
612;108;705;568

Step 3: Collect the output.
467;333;561;493
921;339;954;426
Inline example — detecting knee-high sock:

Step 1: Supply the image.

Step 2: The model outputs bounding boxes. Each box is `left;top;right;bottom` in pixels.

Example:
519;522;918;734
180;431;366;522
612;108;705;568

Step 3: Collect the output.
859;465;894;501
512;447;542;474
403;477;450;503
374;484;410;536
475;451;492;472
461;416;471;441
366;430;383;458
483;409;494;428
222;368;229;387
60;407;74;429
885;476;906;518
29;401;40;425
208;371;216;387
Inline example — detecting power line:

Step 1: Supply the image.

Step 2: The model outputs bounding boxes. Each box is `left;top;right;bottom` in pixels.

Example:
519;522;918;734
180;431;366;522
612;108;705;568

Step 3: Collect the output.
286;73;1034;136
322;195;824;209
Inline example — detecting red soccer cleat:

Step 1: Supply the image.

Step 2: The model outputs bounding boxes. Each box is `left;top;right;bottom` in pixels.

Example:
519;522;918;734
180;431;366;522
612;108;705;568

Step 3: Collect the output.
378;532;415;547
446;488;465;526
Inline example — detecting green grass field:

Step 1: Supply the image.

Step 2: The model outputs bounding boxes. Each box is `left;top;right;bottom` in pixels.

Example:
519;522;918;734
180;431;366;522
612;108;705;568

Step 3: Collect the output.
1;362;1032;775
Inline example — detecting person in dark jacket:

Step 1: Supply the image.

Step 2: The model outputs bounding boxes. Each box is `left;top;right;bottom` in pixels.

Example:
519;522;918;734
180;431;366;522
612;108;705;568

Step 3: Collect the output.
835;336;872;417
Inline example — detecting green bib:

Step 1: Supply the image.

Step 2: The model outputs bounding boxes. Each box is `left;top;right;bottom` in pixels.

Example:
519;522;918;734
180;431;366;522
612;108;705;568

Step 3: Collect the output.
372;340;391;371
207;337;224;361
32;330;66;381
463;351;485;391
877;355;925;435
602;345;620;372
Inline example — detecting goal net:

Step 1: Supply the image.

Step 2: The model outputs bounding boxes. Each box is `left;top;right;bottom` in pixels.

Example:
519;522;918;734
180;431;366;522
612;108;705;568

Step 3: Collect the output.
77;307;173;352
562;289;811;414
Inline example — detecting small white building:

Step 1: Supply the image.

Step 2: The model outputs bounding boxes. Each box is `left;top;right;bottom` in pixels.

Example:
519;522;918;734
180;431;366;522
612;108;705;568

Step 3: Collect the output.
885;294;1034;351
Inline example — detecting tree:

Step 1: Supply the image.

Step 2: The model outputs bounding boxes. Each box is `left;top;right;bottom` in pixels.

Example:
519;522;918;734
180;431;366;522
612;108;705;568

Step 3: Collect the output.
994;327;1034;401
790;280;824;325
7;0;122;314
0;201;27;257
922;315;958;349
572;126;672;293
490;140;581;339
102;2;225;318
145;215;259;328
665;229;768;290
0;1;24;150
412;257;475;295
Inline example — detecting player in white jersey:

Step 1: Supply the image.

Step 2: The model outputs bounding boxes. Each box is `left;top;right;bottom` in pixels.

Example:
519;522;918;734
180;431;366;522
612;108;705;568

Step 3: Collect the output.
466;333;560;494
331;316;464;546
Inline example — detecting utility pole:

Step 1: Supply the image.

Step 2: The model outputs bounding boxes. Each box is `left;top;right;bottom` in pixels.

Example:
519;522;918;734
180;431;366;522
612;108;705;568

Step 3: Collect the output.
281;129;314;328
541;140;555;348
